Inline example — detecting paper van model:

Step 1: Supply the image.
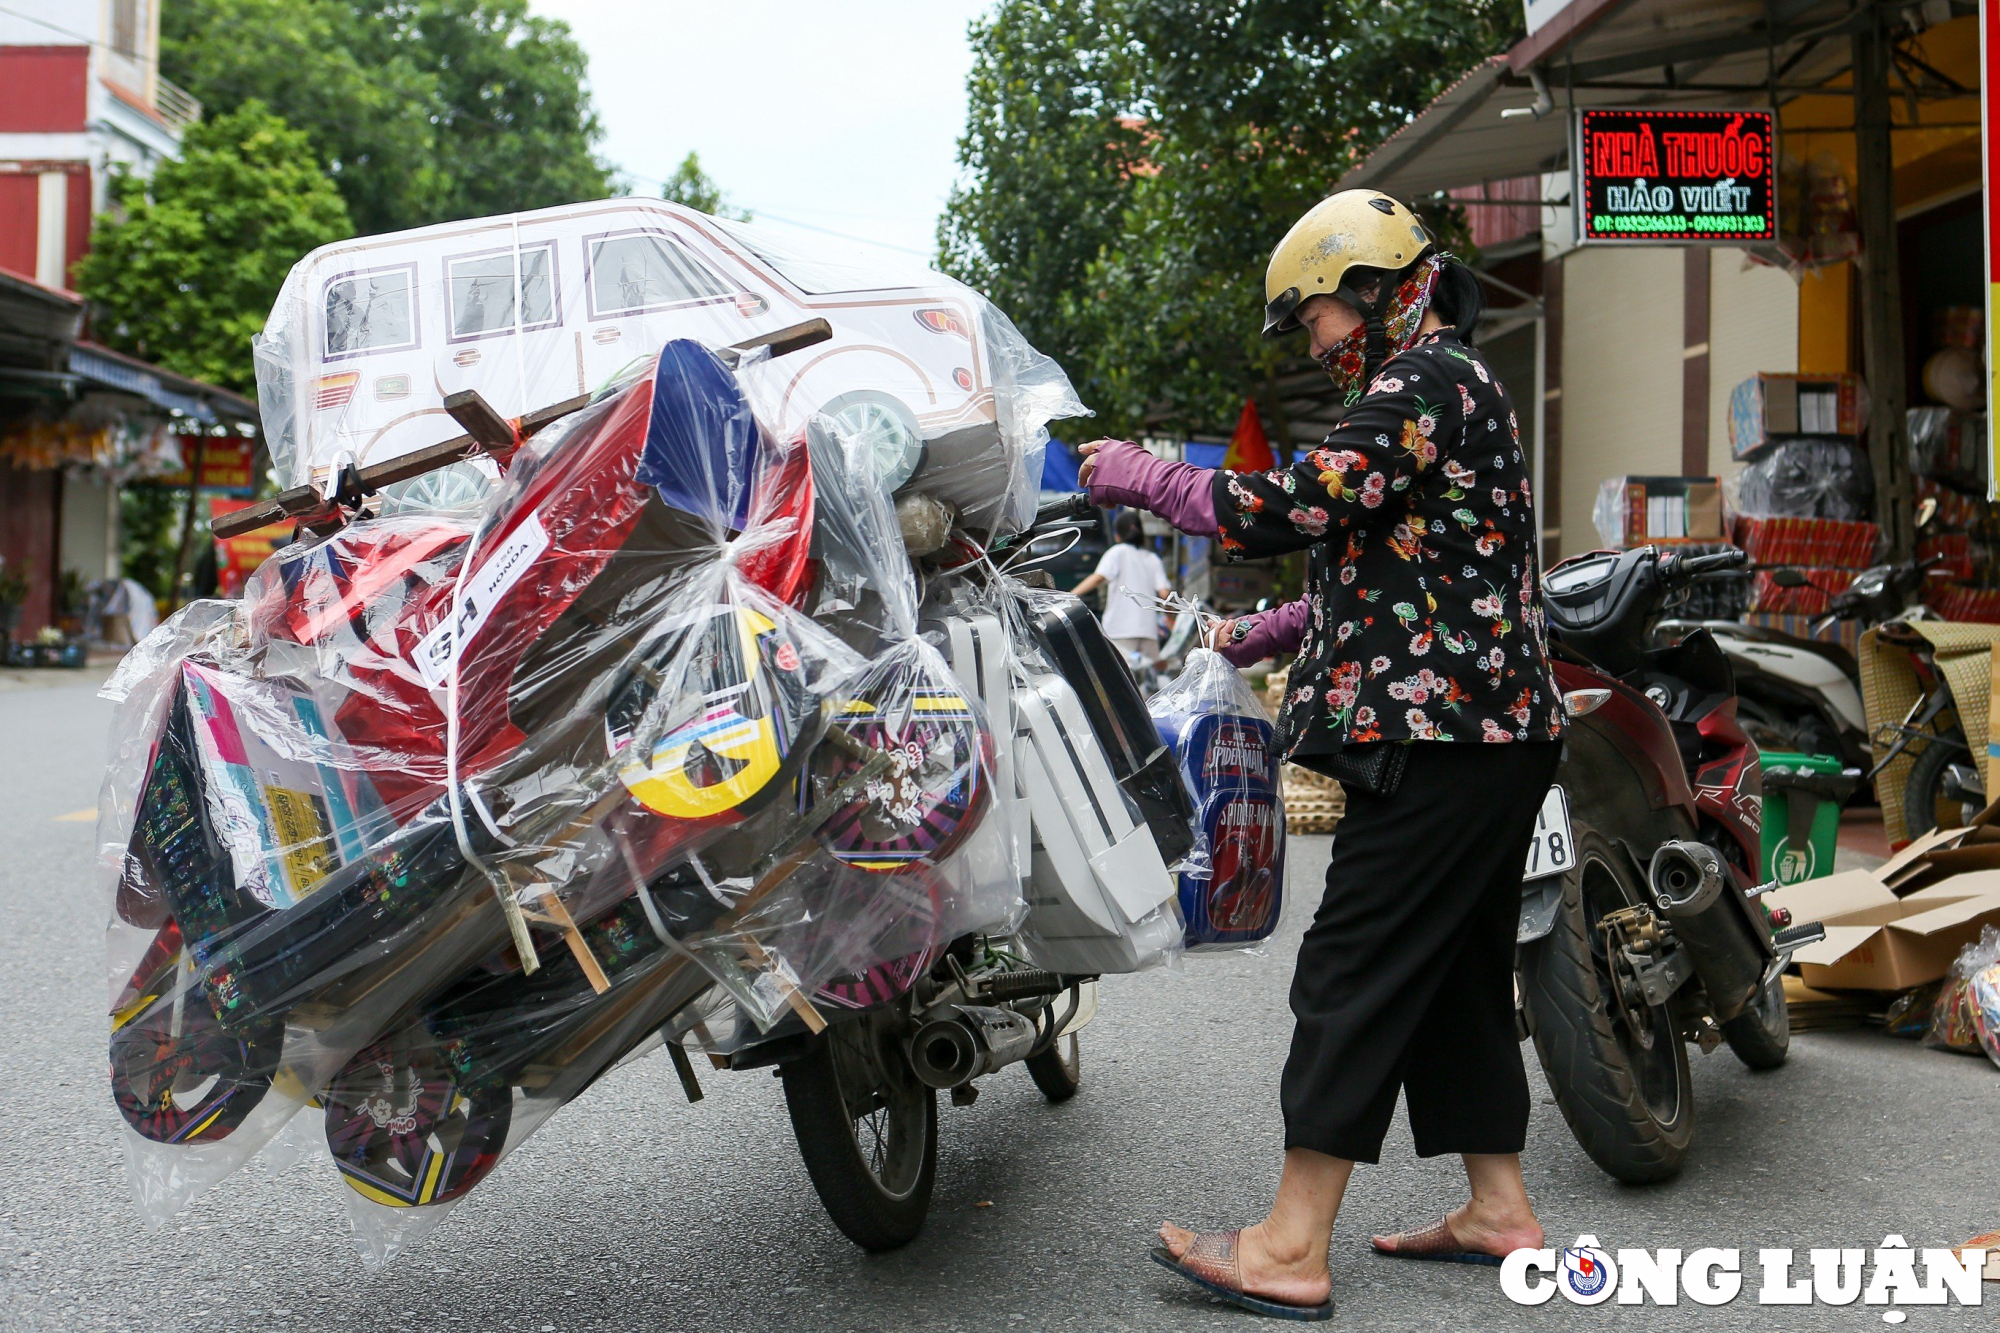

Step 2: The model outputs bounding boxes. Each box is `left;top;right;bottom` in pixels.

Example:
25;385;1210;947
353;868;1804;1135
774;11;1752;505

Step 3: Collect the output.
257;200;1041;532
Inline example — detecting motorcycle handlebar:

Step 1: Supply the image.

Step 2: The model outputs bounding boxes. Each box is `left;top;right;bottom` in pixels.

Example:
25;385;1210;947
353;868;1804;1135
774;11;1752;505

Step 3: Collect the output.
1665;548;1749;582
1033;492;1097;529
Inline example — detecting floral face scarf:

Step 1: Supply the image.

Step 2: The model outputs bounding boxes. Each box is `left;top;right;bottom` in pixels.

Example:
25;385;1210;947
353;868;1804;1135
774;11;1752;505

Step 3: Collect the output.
1317;253;1445;404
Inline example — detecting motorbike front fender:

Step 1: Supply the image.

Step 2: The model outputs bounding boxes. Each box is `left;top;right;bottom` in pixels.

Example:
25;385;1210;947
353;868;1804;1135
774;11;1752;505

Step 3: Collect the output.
1517;875;1563;943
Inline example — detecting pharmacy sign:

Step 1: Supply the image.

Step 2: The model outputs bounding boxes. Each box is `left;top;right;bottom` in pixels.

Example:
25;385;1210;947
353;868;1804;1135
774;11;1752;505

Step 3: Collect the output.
1576;107;1778;244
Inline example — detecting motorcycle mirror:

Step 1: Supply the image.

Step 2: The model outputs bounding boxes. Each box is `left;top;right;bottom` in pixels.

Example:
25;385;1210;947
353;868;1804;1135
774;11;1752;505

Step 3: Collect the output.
1768;567;1809;588
1915;496;1939;532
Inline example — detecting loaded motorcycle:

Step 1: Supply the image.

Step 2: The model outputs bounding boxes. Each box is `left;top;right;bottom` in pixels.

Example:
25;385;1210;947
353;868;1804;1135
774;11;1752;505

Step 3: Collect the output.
106;323;1242;1259
1520;545;1825;1183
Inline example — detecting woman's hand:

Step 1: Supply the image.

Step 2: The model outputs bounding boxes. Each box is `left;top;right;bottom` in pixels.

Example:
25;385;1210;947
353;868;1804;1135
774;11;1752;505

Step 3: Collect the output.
1077;437;1146;491
1206;619;1238;651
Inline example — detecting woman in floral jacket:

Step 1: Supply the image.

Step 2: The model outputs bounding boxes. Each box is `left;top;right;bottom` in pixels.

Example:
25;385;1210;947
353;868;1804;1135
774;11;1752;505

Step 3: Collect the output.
1082;191;1565;1321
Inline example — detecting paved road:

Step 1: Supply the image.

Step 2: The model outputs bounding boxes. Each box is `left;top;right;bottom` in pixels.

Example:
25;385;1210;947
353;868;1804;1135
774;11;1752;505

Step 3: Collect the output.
3;675;1996;1332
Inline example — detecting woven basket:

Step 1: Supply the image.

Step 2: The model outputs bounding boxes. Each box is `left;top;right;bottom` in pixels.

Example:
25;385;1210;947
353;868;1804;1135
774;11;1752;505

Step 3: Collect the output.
1262;667;1345;833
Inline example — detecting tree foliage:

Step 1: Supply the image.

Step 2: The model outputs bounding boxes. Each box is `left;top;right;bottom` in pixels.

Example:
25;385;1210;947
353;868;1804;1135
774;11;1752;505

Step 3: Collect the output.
939;1;1523;442
163;0;613;236
73;102;353;392
661;152;751;221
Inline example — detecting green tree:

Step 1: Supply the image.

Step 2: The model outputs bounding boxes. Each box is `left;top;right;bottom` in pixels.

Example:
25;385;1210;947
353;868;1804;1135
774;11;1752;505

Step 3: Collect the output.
938;0;1145;404
661;151;751;221
940;1;1522;442
161;0;440;235
352;0;614;225
74;102;353;392
162;0;613;236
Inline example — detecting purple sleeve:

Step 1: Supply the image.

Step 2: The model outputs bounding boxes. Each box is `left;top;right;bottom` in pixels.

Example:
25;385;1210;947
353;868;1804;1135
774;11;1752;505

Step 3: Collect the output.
1219;597;1309;667
1084;440;1218;536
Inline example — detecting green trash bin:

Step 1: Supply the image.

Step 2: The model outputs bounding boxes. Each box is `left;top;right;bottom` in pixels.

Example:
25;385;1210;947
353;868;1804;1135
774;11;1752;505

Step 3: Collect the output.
1760;751;1859;885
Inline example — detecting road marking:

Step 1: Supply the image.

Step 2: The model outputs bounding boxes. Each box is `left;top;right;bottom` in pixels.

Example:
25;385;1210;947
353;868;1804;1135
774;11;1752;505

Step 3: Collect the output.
53;809;95;822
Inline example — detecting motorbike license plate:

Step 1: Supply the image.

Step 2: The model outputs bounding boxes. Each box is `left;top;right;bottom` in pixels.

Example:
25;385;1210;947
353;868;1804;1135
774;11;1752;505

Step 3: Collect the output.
1522;786;1575;882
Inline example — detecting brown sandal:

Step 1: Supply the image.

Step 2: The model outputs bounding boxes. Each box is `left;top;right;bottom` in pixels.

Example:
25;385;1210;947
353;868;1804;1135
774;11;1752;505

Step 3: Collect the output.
1370;1214;1506;1267
1149;1229;1335;1322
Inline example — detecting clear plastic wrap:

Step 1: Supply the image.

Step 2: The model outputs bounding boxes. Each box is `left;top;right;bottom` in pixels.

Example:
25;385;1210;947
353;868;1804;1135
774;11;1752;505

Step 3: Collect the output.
1925;925;2000;1067
102;322;1027;1263
1149;648;1286;951
1731;438;1875;520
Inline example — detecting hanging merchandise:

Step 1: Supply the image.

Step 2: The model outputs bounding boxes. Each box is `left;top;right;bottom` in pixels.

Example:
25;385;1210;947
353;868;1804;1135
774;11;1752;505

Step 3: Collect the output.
1150;649;1286;950
98;198;1280;1265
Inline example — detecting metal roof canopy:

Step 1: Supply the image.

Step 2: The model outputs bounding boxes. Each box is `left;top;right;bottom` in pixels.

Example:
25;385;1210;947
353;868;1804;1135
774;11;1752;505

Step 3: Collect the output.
1339;0;1879;199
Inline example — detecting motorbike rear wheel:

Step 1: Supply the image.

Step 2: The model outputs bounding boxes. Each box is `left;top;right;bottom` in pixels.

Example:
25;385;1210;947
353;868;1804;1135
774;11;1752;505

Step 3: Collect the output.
1523;829;1694;1184
1902;728;1983;838
781;1012;936;1251
1720;969;1790;1070
1024;1033;1081;1102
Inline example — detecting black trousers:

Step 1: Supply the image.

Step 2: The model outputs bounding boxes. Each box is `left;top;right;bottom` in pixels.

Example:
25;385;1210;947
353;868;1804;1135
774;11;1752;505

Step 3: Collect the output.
1281;741;1561;1164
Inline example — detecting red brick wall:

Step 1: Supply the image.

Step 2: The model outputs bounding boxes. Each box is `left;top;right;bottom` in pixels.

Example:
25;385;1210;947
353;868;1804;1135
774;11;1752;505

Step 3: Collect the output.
65;168;89;282
0;174;37;275
1449;176;1543;252
0;47;89;132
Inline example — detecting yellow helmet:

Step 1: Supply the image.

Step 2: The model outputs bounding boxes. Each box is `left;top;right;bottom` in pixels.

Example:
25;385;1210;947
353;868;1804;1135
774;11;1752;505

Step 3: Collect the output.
1263;190;1434;337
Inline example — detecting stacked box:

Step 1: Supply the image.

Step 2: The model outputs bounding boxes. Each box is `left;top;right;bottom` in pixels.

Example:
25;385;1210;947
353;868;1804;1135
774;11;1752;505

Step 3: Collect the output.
1732;515;1879;568
1747;567;1854;616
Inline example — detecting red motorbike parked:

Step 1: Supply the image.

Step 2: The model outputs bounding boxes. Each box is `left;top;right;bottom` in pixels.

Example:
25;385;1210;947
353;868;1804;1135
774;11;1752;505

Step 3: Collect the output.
1520;544;1825;1183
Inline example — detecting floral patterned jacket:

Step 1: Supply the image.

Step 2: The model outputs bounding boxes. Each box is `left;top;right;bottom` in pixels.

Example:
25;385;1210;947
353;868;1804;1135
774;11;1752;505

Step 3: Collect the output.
1213;331;1564;753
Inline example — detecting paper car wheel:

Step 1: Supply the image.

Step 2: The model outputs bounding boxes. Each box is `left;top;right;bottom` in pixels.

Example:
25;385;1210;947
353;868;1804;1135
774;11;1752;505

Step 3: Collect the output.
323;1039;512;1208
604;604;821;823
109;981;281;1145
807;663;988;872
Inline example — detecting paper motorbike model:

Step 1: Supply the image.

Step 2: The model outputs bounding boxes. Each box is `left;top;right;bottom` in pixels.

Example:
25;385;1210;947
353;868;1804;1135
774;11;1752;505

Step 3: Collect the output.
108;339;987;1194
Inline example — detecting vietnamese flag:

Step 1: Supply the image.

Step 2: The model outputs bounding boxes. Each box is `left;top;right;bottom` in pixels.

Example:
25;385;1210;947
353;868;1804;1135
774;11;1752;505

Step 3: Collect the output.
1223;398;1275;472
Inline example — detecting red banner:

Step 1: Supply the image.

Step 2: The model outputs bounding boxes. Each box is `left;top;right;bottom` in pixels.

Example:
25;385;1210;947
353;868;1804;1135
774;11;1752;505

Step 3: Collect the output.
209;498;288;598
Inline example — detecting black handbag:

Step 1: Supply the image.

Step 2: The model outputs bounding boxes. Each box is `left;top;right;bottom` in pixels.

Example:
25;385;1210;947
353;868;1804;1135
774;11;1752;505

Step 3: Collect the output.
1294;740;1409;797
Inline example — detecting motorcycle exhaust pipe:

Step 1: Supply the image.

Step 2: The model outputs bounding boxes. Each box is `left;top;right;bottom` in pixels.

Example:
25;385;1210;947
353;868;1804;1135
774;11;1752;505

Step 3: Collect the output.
907;1005;1039;1089
1648;841;1774;1023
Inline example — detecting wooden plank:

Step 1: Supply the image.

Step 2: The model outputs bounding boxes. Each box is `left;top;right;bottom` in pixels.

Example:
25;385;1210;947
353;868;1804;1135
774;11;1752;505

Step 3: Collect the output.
212;317;834;541
444;389;520;454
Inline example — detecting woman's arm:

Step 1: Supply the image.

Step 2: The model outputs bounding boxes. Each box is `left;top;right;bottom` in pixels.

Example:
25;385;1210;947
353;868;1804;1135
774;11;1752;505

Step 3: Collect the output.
1209;598;1309;667
1071;571;1107;596
1079;441;1219;536
1215;376;1457;561
1077;361;1457;561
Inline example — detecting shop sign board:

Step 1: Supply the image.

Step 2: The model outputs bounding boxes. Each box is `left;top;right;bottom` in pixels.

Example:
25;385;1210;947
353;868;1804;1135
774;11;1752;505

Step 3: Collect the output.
1984;0;1999;499
144;435;259;496
1574;108;1777;244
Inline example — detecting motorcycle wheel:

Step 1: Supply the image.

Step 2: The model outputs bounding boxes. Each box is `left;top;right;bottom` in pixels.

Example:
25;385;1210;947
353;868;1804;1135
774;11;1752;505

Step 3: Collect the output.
781;1012;936;1251
1025;1033;1081;1102
1523;829;1694;1184
1902;729;1983;837
1720;969;1791;1070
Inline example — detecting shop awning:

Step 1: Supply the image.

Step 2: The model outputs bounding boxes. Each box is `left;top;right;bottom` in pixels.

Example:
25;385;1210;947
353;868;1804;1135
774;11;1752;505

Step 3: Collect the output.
0;266;85;368
68;343;258;427
1339;0;1872;199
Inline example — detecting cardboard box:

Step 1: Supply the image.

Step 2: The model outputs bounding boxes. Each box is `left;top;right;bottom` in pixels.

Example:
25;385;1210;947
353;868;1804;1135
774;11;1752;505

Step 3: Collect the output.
1766;869;2000;991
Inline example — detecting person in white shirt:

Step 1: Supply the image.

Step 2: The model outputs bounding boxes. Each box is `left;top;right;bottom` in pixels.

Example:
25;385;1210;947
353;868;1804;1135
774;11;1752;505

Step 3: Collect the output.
1071;512;1173;661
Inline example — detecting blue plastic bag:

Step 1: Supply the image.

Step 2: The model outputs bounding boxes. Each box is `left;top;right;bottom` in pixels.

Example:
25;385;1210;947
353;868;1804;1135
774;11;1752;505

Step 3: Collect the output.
1151;649;1285;949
